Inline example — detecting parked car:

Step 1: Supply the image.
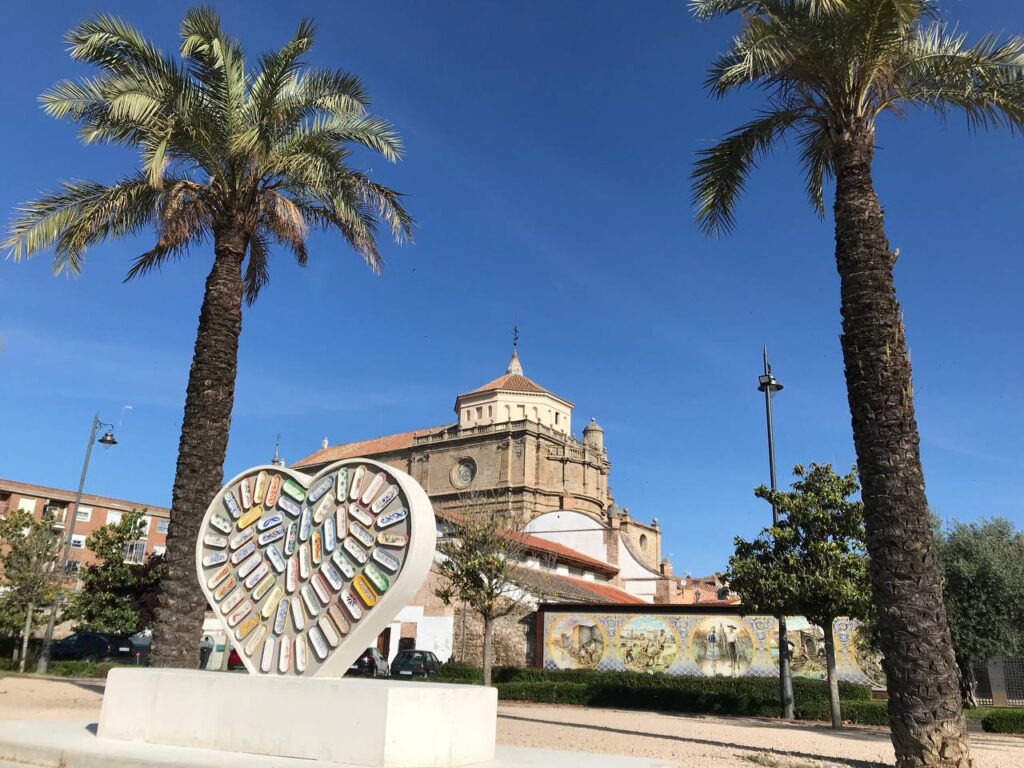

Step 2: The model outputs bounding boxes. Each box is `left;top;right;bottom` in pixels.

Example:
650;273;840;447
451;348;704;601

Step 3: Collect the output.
50;632;140;663
346;647;389;678
390;650;441;678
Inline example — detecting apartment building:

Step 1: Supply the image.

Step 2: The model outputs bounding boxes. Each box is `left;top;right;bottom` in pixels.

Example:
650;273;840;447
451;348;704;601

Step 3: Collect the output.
0;478;169;587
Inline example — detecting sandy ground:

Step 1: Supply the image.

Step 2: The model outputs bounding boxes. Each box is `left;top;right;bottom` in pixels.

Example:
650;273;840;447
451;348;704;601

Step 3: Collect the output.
0;676;1021;767
0;675;103;721
496;702;1023;768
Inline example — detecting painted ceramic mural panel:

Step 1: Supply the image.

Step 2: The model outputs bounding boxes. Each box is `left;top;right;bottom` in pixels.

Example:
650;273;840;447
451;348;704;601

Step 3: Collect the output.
542;611;880;685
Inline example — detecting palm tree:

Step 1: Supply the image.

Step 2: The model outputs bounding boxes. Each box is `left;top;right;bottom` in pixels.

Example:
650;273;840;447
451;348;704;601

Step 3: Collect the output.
690;2;1024;765
5;9;412;667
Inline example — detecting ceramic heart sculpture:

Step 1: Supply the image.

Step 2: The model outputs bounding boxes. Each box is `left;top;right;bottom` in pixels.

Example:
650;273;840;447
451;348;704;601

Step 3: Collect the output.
195;458;435;676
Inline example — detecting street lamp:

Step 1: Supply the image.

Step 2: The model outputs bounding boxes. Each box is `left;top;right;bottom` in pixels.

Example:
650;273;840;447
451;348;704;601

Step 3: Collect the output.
758;349;795;719
35;412;118;674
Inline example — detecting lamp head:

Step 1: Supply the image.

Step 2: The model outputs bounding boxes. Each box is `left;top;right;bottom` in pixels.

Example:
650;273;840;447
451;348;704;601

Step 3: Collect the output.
757;373;783;393
98;429;118;447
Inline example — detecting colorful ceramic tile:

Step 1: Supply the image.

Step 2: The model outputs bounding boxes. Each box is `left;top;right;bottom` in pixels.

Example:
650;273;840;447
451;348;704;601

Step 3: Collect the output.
214;575;237;601
253;471;268;506
327;603;351;636
237;551;263;579
207;563;232;589
244;624;268;657
286;556;299;593
307;475;334;505
284;521;298;556
371;485;399;515
318;615;340;648
273;597;289;633
348;504;373;527
299;507;312;542
332;550;356;579
349;466;365;501
311;530;323;565
210;514;233;534
349;521;375;548
278;635;292;674
244;561;271;590
265;474;282;509
260;635;275;673
312;494;333;525
257;513;283;532
261;585;284;619
335;468;349;502
363;563;389;594
220;587;244;615
229;528;254;550
340;588;364;621
376;508;408;529
266;544;286;573
343;537;368;564
299;542;311;579
295;635;308;673
321;560;343;591
230;540;257;564
257;527;285;547
239;477;253;510
308;626;328;660
352;575;378;607
235;614;260;641
278;495;301;518
290;594;306;631
371;547;400;573
360;472;387;507
223;492;242;519
323;517;337;553
202;552;228;568
238;505;263;531
282;478;306;502
376;532;407;548
203;533;228;549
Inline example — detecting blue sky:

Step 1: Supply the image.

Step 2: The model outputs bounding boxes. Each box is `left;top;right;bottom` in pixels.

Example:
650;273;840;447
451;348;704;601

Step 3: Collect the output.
1;1;1022;577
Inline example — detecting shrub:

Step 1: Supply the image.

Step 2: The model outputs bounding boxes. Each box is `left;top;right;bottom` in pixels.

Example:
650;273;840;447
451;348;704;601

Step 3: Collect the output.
981;709;1024;734
45;661;125;678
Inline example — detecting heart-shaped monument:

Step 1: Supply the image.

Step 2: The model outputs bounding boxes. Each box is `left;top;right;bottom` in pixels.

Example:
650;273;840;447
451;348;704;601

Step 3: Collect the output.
195;458;435;677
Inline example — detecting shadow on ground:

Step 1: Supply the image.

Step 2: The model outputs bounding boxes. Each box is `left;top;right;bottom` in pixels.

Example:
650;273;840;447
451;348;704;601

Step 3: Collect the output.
498;711;892;768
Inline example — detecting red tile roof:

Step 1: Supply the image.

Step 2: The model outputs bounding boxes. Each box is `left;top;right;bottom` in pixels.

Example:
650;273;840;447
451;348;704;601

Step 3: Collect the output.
512;532;619;576
292;426;450;468
468;373;551;395
511;567;646;605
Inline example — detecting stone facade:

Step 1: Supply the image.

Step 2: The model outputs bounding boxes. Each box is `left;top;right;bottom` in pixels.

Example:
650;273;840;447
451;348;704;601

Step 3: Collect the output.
294;350;664;573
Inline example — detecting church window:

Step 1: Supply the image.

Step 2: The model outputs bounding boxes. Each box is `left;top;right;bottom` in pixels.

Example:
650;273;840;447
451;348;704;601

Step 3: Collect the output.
487;406;492;419
476;407;483;419
639;534;648;550
518;405;526;418
554;412;559;425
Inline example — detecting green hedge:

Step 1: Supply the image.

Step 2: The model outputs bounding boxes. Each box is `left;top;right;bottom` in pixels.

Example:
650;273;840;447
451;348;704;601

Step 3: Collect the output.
0;659;131;679
434;665;877;723
981;709;1024;734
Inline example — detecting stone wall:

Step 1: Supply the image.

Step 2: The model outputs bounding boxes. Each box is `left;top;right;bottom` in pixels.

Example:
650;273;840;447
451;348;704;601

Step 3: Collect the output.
449;604;535;668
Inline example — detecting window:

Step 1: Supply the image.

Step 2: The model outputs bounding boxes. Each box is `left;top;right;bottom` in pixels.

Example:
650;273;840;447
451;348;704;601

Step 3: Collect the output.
152;545;166;557
16;498;36;514
106;510;123;526
64;561;81;575
487;405;492;419
476;406;483;419
123;541;146;564
139;515;151;537
70;534;86;549
639;534;648;550
156;519;170;535
75;506;92;522
554;412;560;425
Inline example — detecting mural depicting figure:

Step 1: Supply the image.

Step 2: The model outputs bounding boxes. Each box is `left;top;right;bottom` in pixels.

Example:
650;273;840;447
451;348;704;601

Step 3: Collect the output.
541;610;880;685
690;617;753;677
617;616;678;673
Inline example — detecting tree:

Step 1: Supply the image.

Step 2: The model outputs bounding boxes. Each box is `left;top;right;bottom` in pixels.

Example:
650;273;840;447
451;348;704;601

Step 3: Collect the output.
435;501;531;687
0;510;62;671
5;10;412;666
64;510;165;637
690;2;1024;764
727;464;870;729
937;518;1024;708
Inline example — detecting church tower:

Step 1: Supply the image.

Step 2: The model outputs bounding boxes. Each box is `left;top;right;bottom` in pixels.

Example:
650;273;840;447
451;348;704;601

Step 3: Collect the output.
453;348;574;435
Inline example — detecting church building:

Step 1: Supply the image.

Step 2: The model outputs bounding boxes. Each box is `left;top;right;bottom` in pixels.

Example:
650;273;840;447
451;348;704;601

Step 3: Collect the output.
291;349;705;664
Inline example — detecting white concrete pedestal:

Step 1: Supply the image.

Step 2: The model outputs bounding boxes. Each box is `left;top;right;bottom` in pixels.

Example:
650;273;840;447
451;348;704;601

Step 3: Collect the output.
99;669;496;767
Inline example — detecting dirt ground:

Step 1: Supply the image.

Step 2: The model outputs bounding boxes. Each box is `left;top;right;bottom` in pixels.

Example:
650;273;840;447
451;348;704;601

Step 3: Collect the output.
496;702;1024;768
0;675;103;721
1;676;1021;767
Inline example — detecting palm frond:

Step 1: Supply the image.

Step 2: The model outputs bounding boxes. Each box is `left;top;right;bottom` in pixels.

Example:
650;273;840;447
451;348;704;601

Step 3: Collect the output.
894;25;1024;131
692;109;804;235
243;233;270;305
797;122;833;216
4;175;159;275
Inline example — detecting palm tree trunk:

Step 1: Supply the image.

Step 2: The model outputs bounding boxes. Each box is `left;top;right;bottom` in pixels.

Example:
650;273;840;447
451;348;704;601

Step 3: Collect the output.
19;603;33;674
482;615;494;687
832;129;970;768
150;223;245;668
823;618;841;730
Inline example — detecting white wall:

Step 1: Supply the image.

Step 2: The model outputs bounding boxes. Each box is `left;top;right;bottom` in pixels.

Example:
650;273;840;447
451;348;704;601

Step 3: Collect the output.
525;510;607;563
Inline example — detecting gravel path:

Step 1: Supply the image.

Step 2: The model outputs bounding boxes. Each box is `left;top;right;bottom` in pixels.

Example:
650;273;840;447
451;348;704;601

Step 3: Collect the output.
1;676;1020;767
496;702;1023;768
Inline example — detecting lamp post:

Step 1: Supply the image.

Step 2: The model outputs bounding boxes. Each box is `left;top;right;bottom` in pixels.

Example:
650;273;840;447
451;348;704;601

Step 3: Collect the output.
758;349;795;719
36;412;117;674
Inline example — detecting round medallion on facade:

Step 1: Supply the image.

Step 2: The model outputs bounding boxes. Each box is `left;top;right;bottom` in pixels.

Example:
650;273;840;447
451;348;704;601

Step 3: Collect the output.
451;458;477;489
